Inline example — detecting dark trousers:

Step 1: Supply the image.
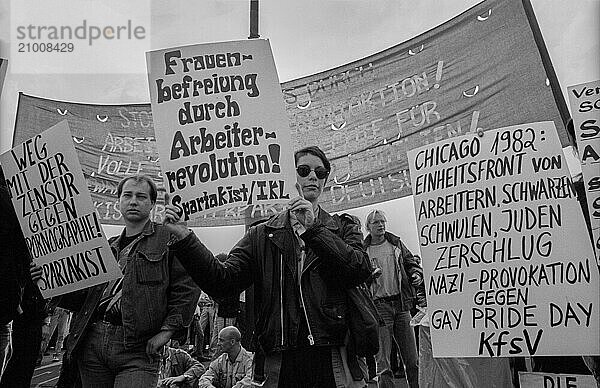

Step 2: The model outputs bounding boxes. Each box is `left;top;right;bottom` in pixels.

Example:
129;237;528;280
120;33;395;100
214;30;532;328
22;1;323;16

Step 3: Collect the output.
0;314;43;387
279;347;336;388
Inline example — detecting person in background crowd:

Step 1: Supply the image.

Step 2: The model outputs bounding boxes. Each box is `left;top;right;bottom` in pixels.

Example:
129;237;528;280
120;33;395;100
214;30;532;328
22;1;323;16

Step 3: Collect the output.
197;326;252;388
364;209;426;388
164;146;372;387
194;292;216;361
409;255;423;348
30;174;201;387
209;254;240;360
0;165;48;387
39;306;72;362
158;340;205;388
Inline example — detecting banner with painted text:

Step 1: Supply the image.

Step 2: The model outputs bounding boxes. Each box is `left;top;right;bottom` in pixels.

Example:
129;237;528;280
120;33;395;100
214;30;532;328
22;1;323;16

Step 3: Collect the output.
519;372;596;388
567;80;600;264
146;39;295;221
0;121;122;298
281;0;569;213
13;0;569;226
407;121;599;357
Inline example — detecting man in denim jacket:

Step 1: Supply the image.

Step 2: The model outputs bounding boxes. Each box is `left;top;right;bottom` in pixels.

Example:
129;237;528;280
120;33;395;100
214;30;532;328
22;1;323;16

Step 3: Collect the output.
31;175;200;387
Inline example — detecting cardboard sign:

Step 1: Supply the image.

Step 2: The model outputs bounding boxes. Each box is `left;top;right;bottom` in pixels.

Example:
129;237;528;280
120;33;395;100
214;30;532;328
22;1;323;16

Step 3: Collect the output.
0;121;122;298
567;80;600;264
519;372;596;388
407;121;600;357
147;39;296;222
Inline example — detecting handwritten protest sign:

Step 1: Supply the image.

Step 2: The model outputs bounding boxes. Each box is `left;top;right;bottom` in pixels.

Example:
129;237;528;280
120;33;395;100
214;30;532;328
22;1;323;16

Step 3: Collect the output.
0;121;122;298
146;39;295;221
519;372;596;388
408;121;600;357
568;80;600;264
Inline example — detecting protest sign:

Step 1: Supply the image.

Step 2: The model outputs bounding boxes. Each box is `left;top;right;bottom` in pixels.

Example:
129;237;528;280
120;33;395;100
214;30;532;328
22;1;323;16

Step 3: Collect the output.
0;120;122;298
146;39;296;222
408;121;600;357
519;372;596;388
567;80;600;264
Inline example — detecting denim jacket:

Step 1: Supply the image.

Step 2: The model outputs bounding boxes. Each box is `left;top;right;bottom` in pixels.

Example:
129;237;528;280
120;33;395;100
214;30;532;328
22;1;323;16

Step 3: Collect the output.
61;221;200;359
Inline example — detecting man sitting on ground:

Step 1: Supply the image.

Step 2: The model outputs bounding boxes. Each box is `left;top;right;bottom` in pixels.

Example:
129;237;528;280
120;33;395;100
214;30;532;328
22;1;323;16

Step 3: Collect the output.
158;340;205;388
197;326;252;388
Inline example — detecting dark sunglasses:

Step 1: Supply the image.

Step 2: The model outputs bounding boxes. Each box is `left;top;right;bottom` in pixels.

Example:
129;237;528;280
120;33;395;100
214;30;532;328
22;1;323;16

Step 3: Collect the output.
296;165;329;179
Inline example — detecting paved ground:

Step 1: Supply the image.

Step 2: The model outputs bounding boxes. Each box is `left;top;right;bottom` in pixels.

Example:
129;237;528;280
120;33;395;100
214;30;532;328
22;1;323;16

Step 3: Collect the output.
29;353;410;387
30;354;62;388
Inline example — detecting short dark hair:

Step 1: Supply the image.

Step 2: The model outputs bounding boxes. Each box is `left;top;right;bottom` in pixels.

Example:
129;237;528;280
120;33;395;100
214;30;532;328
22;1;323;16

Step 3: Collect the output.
294;146;331;172
117;175;158;203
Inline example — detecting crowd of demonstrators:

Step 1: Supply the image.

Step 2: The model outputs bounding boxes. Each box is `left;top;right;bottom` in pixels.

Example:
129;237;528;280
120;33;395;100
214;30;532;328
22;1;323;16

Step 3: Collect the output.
30;175;201;387
197;326;252;388
2;141;596;388
363;209;426;388
157;340;205;388
164;146;373;388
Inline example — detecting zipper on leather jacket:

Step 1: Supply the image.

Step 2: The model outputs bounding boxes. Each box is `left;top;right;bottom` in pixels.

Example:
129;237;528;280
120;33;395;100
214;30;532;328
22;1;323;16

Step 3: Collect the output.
280;253;284;347
299;260;315;346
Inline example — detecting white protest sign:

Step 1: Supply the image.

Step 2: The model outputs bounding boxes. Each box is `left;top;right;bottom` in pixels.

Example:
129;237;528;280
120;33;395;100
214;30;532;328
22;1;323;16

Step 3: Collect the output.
146;39;296;221
0;121;122;298
567;80;600;264
407;121;600;357
519;372;597;388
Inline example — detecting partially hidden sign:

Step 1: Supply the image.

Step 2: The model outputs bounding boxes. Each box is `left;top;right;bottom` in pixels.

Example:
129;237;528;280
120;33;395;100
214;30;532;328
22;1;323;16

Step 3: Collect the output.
567;80;600;264
407;121;600;357
146;39;296;221
0;121;122;298
519;372;597;388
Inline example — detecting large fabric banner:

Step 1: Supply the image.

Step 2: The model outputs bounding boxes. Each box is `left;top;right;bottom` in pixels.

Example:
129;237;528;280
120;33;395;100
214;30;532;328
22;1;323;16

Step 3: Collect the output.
13;0;569;226
281;0;569;213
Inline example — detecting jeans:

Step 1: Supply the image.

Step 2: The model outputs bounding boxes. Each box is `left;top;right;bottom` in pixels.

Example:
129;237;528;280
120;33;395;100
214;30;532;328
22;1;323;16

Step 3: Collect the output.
77;322;160;388
0;322;11;381
40;307;71;357
197;305;214;357
375;299;418;388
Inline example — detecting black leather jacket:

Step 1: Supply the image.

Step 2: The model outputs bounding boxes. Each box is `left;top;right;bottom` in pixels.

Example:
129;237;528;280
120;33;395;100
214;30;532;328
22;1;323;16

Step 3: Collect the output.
172;208;371;353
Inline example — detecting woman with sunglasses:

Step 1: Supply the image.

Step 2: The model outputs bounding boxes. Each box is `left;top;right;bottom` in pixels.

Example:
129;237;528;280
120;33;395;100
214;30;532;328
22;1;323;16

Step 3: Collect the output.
164;146;372;388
